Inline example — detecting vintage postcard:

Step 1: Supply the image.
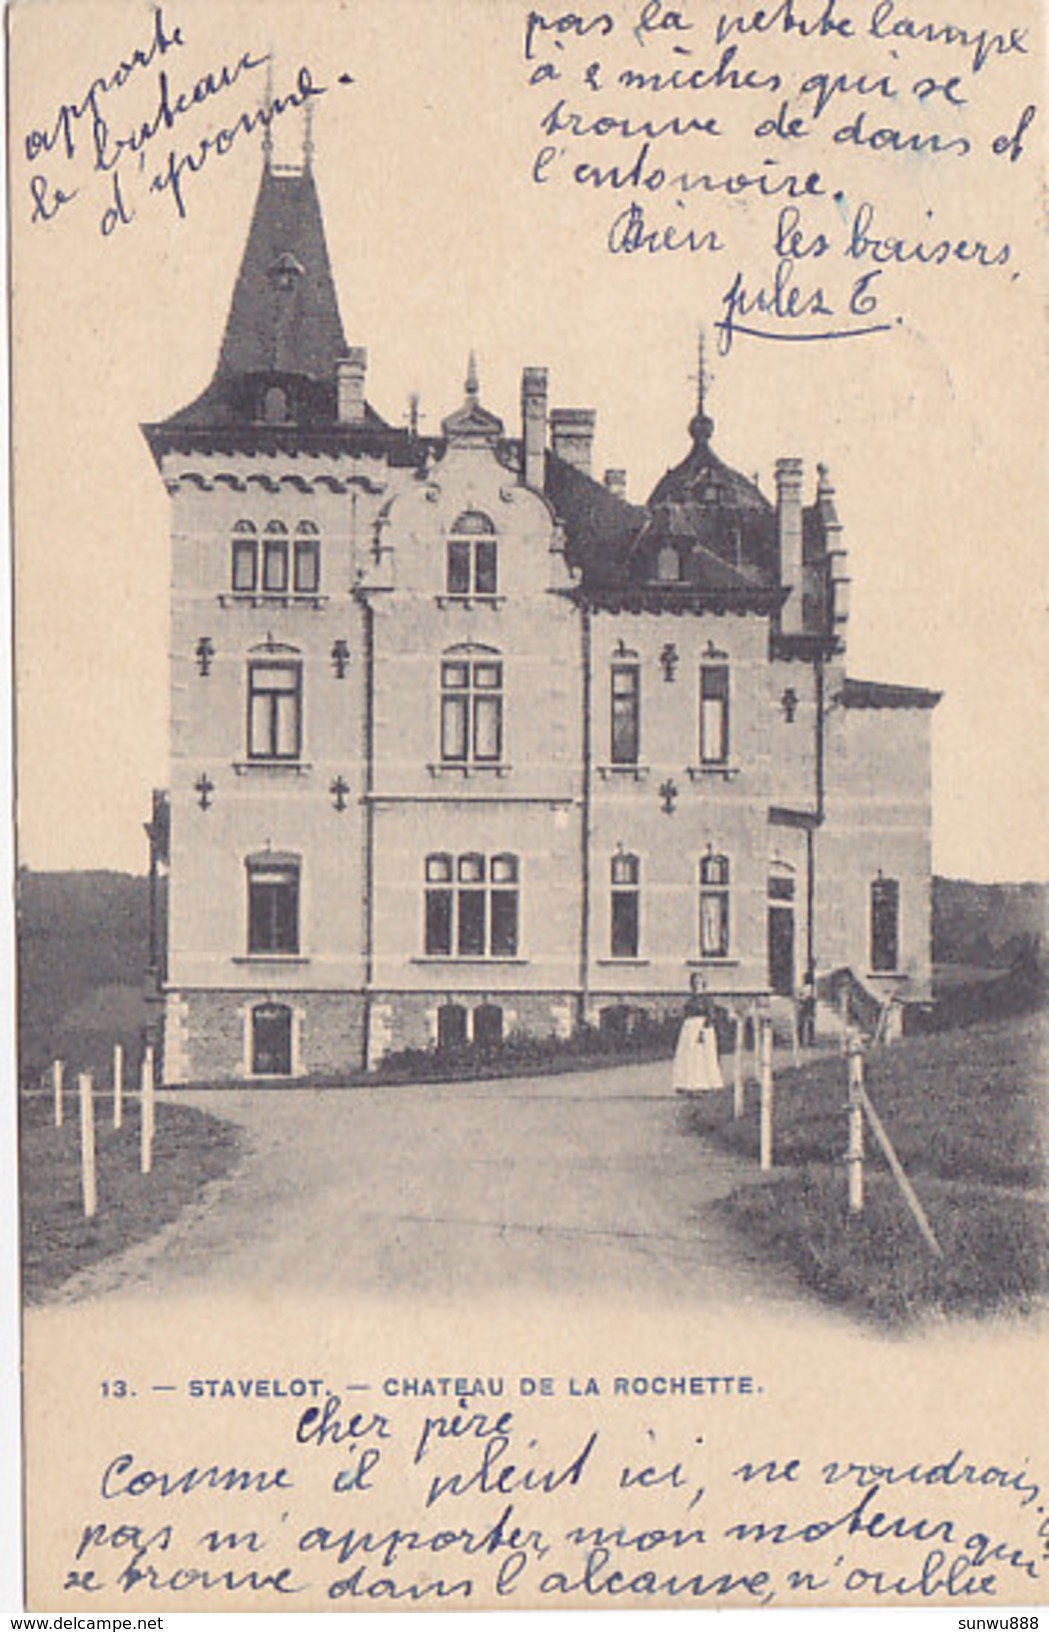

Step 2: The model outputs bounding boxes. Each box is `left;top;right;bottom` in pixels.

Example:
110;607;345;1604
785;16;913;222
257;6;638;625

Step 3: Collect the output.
9;0;1047;1613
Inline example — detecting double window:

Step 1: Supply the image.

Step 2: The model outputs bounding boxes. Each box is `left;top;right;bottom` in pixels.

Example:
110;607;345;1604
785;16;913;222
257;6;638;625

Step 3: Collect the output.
441;654;503;764
700;664;730;765
699;854;731;958
230;520;321;595
611;663;640;765
425;852;519;957
610;853;640;958
870;876;900;972
247;856;300;954
446;512;498;597
247;660;302;760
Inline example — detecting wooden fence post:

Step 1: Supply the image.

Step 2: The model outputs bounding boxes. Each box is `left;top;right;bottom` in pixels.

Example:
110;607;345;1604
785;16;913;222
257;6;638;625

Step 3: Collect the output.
78;1072;97;1219
113;1043;124;1130
759;1017;774;1172
860;1089;943;1258
52;1059;64;1129
846;1032;865;1214
733;1013;745;1120
140;1046;155;1176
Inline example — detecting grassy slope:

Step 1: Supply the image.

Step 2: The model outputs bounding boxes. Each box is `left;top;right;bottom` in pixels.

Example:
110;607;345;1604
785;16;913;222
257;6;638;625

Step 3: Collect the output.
687;1012;1047;1326
20;1091;242;1304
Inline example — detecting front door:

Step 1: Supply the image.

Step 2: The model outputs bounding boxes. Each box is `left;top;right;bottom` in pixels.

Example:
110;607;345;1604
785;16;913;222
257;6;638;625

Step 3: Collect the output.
768;906;795;997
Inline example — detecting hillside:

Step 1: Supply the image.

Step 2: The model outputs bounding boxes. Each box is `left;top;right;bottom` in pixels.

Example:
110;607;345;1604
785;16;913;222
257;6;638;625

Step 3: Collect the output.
932;876;1047;967
16;869;154;1084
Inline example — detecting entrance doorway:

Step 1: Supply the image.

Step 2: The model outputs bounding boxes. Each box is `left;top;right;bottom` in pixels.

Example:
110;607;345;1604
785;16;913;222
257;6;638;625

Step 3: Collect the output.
252;1003;292;1075
767;865;797;996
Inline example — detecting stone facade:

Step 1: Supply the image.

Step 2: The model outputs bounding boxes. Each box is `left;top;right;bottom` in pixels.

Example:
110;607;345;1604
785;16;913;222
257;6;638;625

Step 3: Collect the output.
145;154;940;1084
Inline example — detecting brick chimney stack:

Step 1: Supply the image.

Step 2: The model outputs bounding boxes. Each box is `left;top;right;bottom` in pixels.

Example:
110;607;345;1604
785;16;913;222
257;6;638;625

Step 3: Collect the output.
550;408;596;478
775;456;804;634
337;348;368;424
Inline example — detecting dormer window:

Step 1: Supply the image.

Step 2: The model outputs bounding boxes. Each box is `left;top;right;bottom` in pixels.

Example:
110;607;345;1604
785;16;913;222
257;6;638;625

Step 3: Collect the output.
267;251;305;292
656;545;682;582
447;512;498;598
262;386;289;424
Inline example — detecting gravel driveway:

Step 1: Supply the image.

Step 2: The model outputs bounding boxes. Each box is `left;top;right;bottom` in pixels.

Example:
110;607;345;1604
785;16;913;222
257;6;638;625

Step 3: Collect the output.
53;1057;805;1310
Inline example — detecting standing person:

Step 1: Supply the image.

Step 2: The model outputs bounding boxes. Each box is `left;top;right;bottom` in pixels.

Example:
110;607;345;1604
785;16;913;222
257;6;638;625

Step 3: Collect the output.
673;977;724;1092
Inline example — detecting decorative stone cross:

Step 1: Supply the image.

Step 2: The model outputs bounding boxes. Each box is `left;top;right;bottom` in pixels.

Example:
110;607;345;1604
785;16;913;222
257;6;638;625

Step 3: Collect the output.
194;773;214;810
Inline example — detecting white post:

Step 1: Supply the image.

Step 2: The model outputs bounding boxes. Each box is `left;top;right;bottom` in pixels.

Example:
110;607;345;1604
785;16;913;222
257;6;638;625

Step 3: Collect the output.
733;1013;745;1120
140;1046;155;1176
78;1072;97;1219
759;1017;774;1172
846;1032;865;1214
838;986;849;1053
113;1043;124;1130
52;1059;64;1129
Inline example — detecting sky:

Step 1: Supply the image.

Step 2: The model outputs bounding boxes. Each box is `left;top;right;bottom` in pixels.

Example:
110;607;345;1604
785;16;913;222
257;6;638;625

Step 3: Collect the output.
9;0;1047;882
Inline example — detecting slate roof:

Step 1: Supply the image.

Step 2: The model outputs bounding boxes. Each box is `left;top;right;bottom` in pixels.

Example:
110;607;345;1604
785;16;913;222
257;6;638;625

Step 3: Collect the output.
839;678;942;710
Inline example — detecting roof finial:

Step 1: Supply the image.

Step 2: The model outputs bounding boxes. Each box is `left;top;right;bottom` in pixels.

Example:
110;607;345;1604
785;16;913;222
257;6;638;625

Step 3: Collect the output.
689;325;715;445
262;57;274;172
303;95;315;174
465;350;479;405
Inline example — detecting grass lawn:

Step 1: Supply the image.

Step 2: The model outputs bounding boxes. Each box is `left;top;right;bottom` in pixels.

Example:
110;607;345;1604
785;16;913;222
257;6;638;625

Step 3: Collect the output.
687;1010;1047;1326
20;1090;242;1304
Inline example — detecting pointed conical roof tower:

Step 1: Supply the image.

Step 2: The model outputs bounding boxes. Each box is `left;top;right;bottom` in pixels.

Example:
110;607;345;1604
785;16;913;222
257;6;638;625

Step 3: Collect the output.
144;140;403;459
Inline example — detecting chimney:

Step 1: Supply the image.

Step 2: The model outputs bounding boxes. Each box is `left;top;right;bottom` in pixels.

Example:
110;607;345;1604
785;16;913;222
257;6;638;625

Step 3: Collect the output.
603;468;627;501
775;456;804;635
521;367;548;490
337;347;368;424
550;408;596;478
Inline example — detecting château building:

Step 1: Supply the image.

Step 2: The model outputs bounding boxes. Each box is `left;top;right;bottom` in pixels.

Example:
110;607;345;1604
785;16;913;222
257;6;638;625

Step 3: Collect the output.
144;146;939;1082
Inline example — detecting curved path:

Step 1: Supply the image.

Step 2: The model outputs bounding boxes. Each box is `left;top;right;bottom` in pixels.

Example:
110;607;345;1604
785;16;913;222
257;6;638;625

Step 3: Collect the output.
53;1057;811;1311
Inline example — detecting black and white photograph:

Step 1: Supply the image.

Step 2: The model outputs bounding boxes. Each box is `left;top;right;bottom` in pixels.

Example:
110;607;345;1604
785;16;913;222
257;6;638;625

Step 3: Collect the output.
7;0;1046;1612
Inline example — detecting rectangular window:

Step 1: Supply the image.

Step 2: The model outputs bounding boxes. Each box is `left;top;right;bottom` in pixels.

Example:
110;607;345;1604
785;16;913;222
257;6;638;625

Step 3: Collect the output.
447;539;472;597
441;659;503;765
263;537;289;593
700;665;730;764
611;664;640;764
423;852;519;958
425;854;454;956
700;854;730;958
474;537;498;596
248;863;299;954
870;877;900;971
611;854;640;958
490;854;519;956
248;662;302;760
232;538;257;591
294;538;320;593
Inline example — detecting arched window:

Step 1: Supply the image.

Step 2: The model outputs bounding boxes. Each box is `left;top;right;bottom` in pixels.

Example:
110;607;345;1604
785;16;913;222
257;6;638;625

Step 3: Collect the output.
246;853;300;954
611;853;640;958
262;521;289;593
441;648;503;764
447;511;497;597
870;875;900;972
294;521;320;593
699;853;730;958
231;521;258;592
